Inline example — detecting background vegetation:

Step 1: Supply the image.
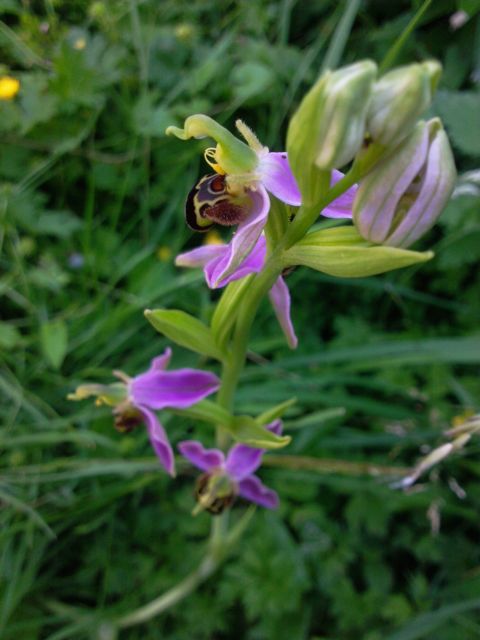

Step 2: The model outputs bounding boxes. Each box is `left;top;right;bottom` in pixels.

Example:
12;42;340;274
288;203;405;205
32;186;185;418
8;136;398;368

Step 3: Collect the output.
1;0;480;638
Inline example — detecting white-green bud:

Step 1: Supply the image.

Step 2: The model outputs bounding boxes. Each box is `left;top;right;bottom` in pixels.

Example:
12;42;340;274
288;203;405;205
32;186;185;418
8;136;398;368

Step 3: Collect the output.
287;60;377;202
314;61;377;170
367;60;442;147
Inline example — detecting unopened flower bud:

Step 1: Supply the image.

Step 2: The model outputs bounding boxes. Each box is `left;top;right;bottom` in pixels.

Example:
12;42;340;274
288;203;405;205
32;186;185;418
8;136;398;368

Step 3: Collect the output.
353;118;456;248
315;61;377;170
287;61;376;201
368;61;442;147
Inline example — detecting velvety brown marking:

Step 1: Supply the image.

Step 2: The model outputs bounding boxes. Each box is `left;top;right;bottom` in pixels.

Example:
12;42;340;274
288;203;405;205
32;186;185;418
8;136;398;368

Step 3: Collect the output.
203;201;249;226
195;473;235;515
114;408;143;433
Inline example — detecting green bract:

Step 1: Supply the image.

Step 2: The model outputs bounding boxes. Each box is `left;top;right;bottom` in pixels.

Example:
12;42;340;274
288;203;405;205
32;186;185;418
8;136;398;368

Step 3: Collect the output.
166;114;258;175
282;226;433;277
144;308;225;362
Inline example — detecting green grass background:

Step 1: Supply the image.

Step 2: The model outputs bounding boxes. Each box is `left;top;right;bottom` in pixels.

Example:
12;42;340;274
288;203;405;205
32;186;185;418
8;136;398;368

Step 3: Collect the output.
1;0;480;638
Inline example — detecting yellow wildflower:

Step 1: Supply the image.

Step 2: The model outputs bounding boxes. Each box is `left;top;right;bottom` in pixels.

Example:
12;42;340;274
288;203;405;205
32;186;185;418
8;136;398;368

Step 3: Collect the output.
0;76;20;101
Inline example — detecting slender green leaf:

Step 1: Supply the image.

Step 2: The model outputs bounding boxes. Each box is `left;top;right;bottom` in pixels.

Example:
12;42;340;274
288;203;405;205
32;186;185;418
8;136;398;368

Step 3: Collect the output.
145;308;224;361
321;0;362;72
387;598;480;640
256;398;297;426
39;320;68;369
228;416;291;449
172;400;232;427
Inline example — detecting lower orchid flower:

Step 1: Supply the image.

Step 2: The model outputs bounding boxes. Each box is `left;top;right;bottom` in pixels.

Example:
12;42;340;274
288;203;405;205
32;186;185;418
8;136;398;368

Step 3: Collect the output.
167;114;356;284
68;348;220;476
178;420;283;513
176;235;297;349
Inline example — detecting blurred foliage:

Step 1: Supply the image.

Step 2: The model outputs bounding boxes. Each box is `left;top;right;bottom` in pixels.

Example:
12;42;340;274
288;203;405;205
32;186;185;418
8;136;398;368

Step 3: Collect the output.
1;0;480;638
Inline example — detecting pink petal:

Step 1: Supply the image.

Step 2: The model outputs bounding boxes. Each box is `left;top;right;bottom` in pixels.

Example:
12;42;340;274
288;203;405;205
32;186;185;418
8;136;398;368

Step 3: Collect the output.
225;444;265;481
224;420;283;481
357;127;430;242
268;276;298;349
178;440;225;472
141;407;175;476
267;419;283;436
205;234;266;288
322;170;357;219
147;348;172;372
238;475;279;509
386;131;454;248
130;369;220;410
207;185;270;288
258;151;302;206
175;244;225;269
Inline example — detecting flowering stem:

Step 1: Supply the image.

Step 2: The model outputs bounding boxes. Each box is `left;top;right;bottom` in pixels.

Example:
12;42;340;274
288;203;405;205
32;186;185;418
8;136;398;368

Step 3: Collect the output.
117;553;220;628
114;143;386;628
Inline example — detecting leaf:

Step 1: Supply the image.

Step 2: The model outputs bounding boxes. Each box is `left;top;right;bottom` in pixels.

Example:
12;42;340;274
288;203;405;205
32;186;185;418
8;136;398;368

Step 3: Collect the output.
283;226;433;277
231;62;275;103
256;398;297;426
435;90;480;157
0;322;21;349
33;210;81;238
131;95;173;137
144;309;224;361
40;320;68;369
272;335;480;370
172;400;232;426
387;598;480;640
19;74;59;134
229;416;291;450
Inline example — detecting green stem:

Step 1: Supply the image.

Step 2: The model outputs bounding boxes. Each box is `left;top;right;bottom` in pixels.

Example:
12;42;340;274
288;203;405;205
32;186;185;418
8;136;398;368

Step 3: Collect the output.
117;553;220;628
215;254;283;426
282;142;385;250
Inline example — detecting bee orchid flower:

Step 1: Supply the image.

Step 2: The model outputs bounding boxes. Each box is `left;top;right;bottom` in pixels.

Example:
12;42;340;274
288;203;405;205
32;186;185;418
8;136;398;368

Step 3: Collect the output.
176;235;297;349
68;348;220;476
178;420;283;513
166;114;356;284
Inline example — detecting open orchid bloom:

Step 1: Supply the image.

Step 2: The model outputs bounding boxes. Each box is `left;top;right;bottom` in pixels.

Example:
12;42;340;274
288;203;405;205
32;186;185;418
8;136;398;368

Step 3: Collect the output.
167;115;356;285
178;420;282;512
176;235;297;349
68;348;220;476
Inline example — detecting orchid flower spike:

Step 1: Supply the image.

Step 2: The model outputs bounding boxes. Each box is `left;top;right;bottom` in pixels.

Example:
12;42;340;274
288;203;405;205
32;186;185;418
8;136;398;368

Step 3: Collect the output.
176;235;297;348
179;420;283;513
68;348;220;476
166;114;354;284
